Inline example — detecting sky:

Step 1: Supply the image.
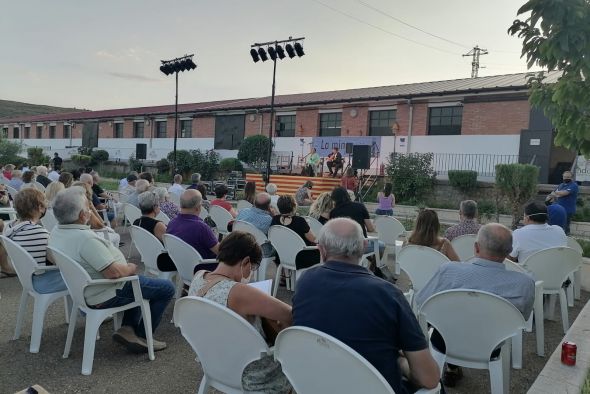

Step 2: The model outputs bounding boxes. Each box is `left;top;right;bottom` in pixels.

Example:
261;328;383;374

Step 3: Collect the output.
0;0;539;111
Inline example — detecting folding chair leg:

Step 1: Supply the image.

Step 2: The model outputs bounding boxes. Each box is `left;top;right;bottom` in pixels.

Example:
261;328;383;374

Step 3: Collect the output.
63;305;79;358
545;294;557;320
139;299;155;361
567;274;574;307
81;314;102;375
534;295;545;357
64;295;72;324
559;289;569;333
511;332;522;369
197;376;209;394
574;269;581;300
13;290;29;340
272;264;282;297
30;296;55;353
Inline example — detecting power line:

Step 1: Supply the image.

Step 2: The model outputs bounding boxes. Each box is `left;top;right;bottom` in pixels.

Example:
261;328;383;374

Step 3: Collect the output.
356;0;470;50
310;0;462;56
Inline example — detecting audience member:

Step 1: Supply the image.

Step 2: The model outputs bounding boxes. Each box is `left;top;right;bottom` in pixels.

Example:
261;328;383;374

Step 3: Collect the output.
186;173;201;190
2;164;15;180
168;174;184;197
375;182;395;216
188;231;292;392
71;168;82;181
408;209;460;261
545;199;567;231
119;171;138;192
308;192;333;225
49;187;175;353
154;187;179;220
139;172;154;190
8;170;24;191
20;171;36;189
127;179;150;208
509;201;567;264
45;181;65;207
444;200;481;241
329;187;374;237
244;181;256;205
295;180;313;206
58;172;73;188
548;170;579;234
48;167;60;182
90;172;109;200
293;218;440;393
0;184;11;208
81;173;114;222
121;173;138;195
166;189;219;270
236;192;273;235
35;166;52;188
266;183;279;209
340;168;358;193
210;184;237;218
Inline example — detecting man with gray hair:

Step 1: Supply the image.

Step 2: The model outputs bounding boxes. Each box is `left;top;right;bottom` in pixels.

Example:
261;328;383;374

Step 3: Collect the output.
35;165;52;187
293;218;440;393
127;179;150;208
444;200;481;241
236;192;273;235
49;187;175;353
187;173;201;190
168;174;184;197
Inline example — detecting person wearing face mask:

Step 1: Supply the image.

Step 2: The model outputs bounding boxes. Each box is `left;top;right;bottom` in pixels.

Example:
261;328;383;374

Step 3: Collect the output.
188;231;293;393
547;170;579;235
4;188;67;292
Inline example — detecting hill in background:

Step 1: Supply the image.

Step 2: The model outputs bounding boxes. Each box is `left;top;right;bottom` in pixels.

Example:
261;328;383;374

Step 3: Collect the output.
0;99;88;119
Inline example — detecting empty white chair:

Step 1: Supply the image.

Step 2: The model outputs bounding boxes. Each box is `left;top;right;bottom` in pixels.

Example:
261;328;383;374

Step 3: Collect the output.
450;234;477;261
155;211;170;225
419;289;526;394
130;225;175;282
209;205;233;236
522;247;582;333
40;208;58;231
303;216;323;237
567;236;583;303
268;225;318;296
174;296;271;394
1;236;70;353
374;216;406;274
397;245;450;308
236;199;252;211
48;246;155;375
233;220;274;281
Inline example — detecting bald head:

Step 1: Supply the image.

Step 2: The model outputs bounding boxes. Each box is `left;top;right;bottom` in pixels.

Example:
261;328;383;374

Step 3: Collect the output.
475;223;513;262
318;217;365;264
254;192;271;211
180;189;202;214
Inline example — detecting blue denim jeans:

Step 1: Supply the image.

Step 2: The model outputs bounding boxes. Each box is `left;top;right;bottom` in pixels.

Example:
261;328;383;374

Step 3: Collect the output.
32;270;67;294
92;275;175;338
364;239;386;257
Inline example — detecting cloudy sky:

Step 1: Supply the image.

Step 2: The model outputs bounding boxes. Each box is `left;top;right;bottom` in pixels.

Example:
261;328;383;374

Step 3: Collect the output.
0;0;538;110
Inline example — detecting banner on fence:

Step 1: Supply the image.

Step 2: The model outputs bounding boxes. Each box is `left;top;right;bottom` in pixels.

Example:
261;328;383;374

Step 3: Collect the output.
575;155;590;182
311;136;382;159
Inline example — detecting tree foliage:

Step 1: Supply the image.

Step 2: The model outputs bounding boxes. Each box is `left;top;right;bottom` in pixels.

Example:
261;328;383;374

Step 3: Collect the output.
448;170;478;193
0;139;23;166
237;135;271;172
27;147;50;166
495;163;539;228
508;0;590;155
385;153;435;204
165;149;220;180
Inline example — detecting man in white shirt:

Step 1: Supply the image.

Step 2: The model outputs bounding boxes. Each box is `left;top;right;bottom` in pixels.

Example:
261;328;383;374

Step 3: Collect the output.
48;169;60;182
509;201;567;264
168;174;184;197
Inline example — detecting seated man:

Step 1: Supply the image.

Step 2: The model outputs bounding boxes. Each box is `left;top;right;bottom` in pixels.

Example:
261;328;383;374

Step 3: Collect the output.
236;192;273;235
293;218;440;393
545;199;567;232
509;201;567;264
127;179;150;208
166;189;219;271
49;186;175;353
81;173;114;223
444;200;481;241
325;147;343;177
416;223;535;386
168;174;184;197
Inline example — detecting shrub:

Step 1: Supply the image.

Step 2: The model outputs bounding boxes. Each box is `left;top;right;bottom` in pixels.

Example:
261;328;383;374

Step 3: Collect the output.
219;157;244;173
156;158;171;175
0;139;23;166
237;135;271;172
166;150;193;176
71;154;92;167
128;154;143;172
27;147;50;166
385;153;435;204
477;200;497;222
190;149;220;180
495;163;539;229
448;170;478;193
91;149;109;164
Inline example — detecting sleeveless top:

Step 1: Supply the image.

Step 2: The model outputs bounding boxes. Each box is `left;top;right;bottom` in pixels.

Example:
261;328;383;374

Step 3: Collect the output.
133;216;160;235
378;194;394;210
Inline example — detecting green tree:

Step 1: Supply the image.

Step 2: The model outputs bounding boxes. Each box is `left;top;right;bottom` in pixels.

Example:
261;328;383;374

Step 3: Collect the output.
190;149;220;180
495;163;539;229
27;147;50;166
0;139;23;165
385;153;435;204
166;150;193;177
508;0;590;155
237;135;271;173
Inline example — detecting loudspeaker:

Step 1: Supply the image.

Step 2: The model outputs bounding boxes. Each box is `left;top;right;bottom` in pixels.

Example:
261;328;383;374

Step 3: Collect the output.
345;143;354;154
352;145;370;169
136;143;147;160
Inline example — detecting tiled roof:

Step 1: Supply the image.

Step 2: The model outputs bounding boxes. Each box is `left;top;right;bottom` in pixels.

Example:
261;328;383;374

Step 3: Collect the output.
0;71;560;124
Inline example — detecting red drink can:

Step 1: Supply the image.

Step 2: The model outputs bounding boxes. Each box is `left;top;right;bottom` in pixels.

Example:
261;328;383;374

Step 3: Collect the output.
561;341;577;366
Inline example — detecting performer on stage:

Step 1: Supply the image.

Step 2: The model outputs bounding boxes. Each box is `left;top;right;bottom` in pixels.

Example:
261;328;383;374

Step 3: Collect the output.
305;147;320;177
326;147;343;177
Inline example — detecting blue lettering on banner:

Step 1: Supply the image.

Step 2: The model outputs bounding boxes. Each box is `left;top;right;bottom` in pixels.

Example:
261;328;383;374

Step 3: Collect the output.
312;136;382;158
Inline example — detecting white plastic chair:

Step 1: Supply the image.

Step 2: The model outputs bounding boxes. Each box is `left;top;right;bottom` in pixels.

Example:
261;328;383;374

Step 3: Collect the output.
209;205;233;236
236;200;252;211
567;236;583;303
397;245;450;308
419;289;526;394
48;246;155;375
155;211;170;225
6;185;18;198
450;234;477;261
124;204;142;257
199;206;209;221
41;208;58;231
522;247;582;333
168;192;180;206
129;225;175;282
233;221;274;281
34;181;46;191
173;296;271;394
303;216;323;237
1;236;70;353
374;216;406;274
268;225;318;296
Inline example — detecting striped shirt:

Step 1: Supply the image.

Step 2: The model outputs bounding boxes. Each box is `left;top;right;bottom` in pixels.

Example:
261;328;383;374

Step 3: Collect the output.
5;221;50;265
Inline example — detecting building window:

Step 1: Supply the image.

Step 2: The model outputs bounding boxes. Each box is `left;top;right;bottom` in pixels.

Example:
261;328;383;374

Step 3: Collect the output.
180;119;192;138
2;128;8;138
63;124;71;139
428;106;463;135
24;126;30;139
319;112;342;136
13;127;19;139
275;115;296;137
114;123;124;138
369;110;396;136
155;121;167;138
49;125;56;139
36;126;42;138
133;122;144;138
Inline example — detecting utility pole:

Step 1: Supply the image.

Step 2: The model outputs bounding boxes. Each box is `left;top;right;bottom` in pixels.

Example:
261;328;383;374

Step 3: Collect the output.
463;45;488;78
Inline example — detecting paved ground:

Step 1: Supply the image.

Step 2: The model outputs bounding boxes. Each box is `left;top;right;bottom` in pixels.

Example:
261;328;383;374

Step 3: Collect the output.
0;228;587;393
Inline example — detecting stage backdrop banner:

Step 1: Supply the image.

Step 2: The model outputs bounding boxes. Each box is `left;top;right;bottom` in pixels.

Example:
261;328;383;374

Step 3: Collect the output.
312;136;382;159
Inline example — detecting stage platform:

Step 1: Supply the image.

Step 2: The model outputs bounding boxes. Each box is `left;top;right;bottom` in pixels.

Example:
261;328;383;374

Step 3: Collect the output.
245;174;341;197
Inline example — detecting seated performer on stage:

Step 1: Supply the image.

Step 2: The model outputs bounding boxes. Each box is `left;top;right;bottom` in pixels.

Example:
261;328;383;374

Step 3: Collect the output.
305;147;321;177
326;147;343;177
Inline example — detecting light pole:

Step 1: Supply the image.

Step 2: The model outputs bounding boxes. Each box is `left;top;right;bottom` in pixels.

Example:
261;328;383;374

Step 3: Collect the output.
250;37;305;184
159;54;197;174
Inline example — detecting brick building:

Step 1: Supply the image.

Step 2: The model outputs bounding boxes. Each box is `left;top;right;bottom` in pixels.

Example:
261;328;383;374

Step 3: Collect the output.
0;71;572;182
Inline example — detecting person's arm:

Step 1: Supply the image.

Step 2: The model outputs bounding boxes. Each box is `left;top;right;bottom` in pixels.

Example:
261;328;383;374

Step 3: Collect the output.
228;285;293;327
304;230;316;244
400;349;440;389
229;207;238;218
364;219;375;233
102;262;138;279
442;238;460;261
391;194;396;208
154;222;167;242
554;189;570;197
209;242;220;256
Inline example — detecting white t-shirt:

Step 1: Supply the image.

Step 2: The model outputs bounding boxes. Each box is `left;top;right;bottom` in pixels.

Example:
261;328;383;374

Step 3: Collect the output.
48;171;60;182
168;183;184;196
510;223;567;263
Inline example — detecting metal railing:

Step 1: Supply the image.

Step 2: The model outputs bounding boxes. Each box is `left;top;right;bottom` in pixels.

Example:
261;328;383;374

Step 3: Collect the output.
427;153;536;178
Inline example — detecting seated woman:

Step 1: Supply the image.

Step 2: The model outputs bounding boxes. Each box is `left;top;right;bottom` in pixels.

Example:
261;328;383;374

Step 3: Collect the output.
308;191;333;225
295;180;313;206
58;172;73;188
20;171;36;189
407;209;460;261
188;231;292;393
340;168;359;193
4;188;67;292
133;191;176;272
271;195;320;270
154;187;179;220
375;182;395;216
45;181;65;207
243;181;256;205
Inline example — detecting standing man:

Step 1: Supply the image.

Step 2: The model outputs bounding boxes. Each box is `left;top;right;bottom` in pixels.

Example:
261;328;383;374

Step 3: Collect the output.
548;170;579;234
52;152;63;171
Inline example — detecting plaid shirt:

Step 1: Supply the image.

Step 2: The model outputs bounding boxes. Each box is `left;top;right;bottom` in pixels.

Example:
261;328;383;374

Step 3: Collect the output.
444;219;481;241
